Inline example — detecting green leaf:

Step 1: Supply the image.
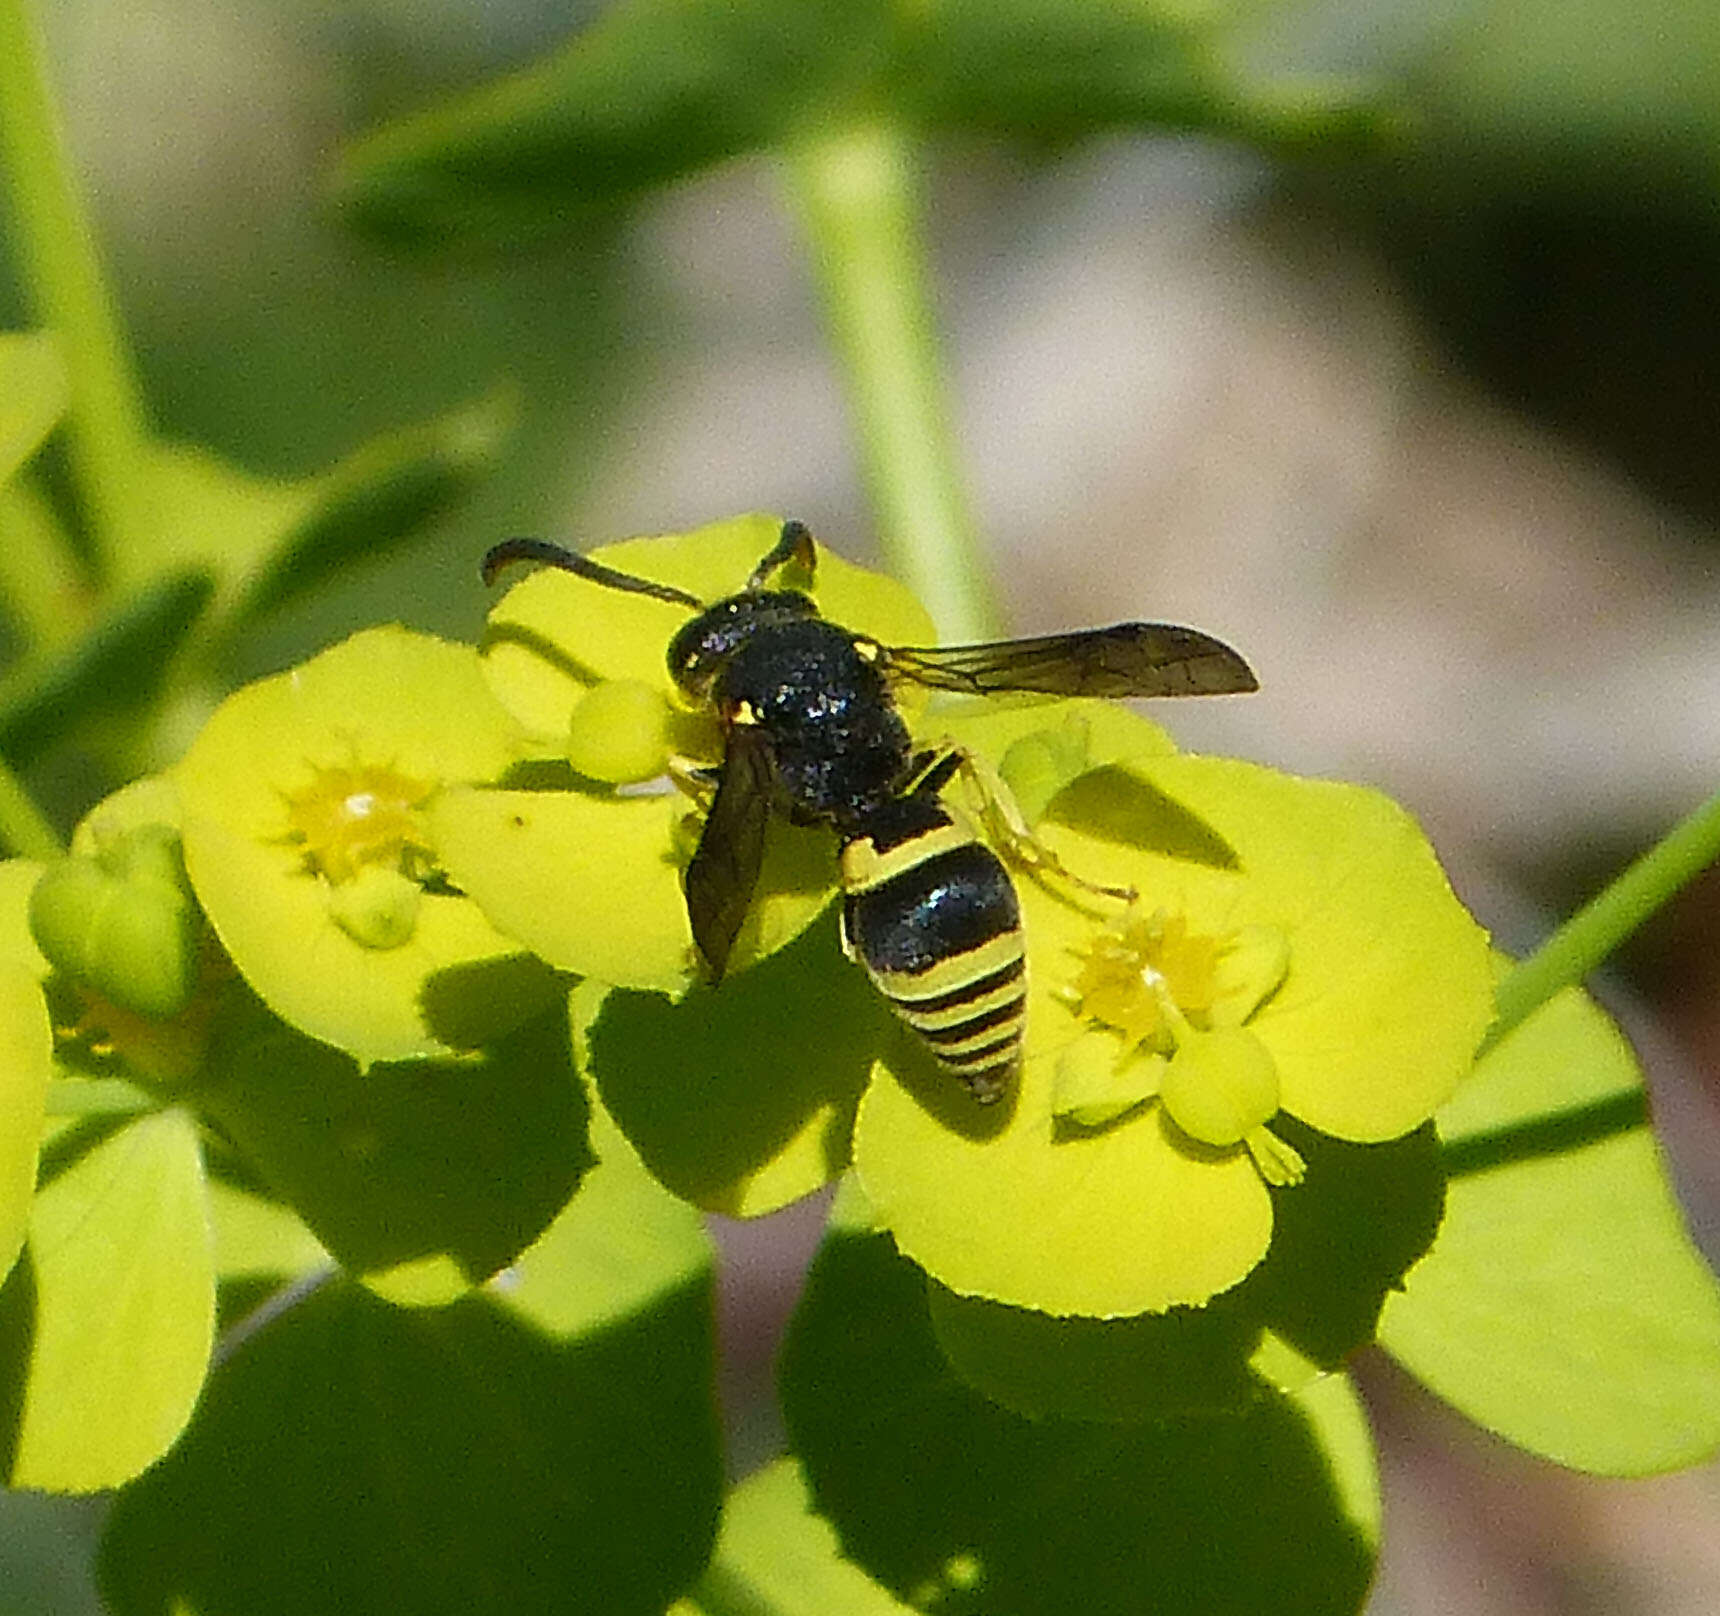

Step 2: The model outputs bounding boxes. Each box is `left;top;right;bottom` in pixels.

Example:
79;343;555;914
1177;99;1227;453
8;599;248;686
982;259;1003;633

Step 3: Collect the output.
582;909;889;1215
0;330;68;487
206;1176;330;1285
190;987;593;1293
0;857;52;978
331;0;1389;251
0;568;215;768
0;1110;214;1492
677;1458;915;1616
780;1223;1379;1615
925;1277;1265;1422
1379;985;1720;1475
332;0;887;248
222;389;514;631
0;963;52;1285
0;473;86;652
496;1065;714;1336
901;0;1385;152
99;1179;720;1613
90;397;504;627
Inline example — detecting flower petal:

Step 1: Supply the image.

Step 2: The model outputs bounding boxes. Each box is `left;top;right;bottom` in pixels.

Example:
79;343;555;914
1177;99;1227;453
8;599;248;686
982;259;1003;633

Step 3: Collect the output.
482;513;936;745
430;785;834;991
181;813;556;1061
173;626;522;840
854;1057;1273;1316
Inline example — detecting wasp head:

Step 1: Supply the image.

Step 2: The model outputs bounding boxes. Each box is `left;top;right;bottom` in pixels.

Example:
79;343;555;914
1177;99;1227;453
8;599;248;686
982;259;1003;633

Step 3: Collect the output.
666;590;820;702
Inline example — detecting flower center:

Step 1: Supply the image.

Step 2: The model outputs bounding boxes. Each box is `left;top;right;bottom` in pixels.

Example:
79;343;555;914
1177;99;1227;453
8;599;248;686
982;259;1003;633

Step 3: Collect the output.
1070;909;1223;1049
1057;904;1304;1184
282;762;435;885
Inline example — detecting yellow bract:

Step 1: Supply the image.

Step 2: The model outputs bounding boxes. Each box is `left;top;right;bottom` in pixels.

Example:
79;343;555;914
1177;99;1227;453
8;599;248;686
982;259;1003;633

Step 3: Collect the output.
447;515;936;994
854;733;1494;1316
169;626;543;1061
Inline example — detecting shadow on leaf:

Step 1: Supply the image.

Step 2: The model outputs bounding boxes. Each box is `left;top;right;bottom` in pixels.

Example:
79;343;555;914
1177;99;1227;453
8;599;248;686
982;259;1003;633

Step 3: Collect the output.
1048;765;1239;868
588;908;888;1213
193;985;592;1285
99;1273;722;1616
1235;1118;1446;1368
782;1228;1375;1616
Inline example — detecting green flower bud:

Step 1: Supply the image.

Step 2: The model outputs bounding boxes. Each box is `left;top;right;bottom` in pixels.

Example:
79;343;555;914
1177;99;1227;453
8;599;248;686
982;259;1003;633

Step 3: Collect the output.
29;825;201;1018
565;679;674;784
1158;1027;1281;1148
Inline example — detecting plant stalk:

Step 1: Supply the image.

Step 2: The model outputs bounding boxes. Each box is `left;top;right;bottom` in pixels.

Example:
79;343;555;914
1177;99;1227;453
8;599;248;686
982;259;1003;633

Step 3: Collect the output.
0;0;151;578
1487;782;1720;1050
783;121;997;643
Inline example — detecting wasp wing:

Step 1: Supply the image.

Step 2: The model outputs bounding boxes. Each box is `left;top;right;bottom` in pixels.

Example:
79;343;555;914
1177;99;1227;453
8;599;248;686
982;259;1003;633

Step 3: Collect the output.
876;623;1257;699
684;721;776;982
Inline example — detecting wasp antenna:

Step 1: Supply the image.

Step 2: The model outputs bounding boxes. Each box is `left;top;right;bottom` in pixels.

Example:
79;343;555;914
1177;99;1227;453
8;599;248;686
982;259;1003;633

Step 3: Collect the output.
745;519;819;592
481;538;703;608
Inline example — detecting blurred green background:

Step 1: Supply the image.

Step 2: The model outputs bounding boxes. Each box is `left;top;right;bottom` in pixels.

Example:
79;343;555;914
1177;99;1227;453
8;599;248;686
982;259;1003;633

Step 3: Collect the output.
5;0;1720;1611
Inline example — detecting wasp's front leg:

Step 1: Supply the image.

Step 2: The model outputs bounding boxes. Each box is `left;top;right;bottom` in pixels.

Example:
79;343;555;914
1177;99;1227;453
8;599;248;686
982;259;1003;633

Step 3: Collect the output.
925;743;1136;905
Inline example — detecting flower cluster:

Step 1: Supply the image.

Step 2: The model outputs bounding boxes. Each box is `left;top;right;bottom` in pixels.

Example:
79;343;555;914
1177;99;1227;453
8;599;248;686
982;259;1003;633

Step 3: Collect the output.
450;518;1493;1315
17;516;1496;1351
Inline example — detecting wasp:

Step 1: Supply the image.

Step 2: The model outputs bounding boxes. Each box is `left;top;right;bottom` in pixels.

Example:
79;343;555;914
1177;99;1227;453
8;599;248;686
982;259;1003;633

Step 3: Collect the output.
483;521;1256;1102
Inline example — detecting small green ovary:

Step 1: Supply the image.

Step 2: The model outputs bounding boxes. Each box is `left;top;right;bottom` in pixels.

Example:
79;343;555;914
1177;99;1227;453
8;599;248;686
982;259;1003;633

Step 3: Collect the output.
565;679;674;784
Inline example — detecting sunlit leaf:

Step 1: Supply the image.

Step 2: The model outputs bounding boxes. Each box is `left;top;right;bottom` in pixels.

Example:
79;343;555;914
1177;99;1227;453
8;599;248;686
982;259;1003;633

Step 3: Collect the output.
1;1111;214;1492
1379;984;1720;1474
99;1152;720;1613
670;1458;915;1616
0;964;52;1284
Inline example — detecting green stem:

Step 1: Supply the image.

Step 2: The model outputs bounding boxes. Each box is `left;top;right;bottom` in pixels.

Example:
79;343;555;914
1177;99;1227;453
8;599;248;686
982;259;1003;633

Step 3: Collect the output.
0;748;61;860
1486;782;1720;1051
0;0;151;578
783;121;997;642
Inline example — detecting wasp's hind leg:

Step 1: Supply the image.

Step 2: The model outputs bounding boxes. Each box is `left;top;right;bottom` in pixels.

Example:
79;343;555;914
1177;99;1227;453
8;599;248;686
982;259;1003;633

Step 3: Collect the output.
930;745;1136;905
746;519;819;592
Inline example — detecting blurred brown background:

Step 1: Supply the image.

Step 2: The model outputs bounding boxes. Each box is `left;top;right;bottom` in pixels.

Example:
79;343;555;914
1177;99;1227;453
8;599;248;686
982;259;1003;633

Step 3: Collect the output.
4;1;1719;1610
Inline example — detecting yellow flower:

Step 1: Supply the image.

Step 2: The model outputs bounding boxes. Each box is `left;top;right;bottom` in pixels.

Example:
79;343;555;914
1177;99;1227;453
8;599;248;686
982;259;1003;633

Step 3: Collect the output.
170;626;556;1063
853;726;1495;1317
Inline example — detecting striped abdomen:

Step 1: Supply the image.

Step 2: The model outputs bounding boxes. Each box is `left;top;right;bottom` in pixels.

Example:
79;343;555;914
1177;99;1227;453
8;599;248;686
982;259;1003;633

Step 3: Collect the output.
838;796;1025;1104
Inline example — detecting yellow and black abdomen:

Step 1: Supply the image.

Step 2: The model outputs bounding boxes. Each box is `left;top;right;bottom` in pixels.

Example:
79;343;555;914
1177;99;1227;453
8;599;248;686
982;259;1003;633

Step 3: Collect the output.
838;796;1026;1104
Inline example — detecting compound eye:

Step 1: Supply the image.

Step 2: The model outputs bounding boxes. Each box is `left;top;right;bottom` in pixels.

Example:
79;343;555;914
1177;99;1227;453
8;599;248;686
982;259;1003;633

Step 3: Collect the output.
665;614;728;698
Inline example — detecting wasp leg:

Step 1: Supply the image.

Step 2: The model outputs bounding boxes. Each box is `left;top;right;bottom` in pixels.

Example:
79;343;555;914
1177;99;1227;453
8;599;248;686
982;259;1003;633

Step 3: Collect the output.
900;746;964;797
746;519;820;592
666;756;722;800
934;744;1136;904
